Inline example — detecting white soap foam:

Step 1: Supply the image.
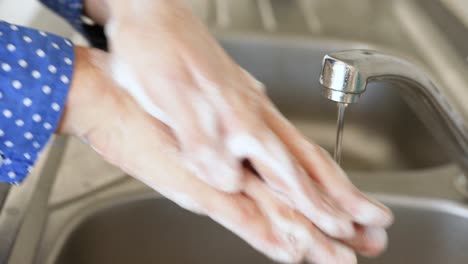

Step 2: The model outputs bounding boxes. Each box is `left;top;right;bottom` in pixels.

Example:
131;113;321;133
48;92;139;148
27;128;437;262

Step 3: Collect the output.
110;57;173;127
187;146;241;192
192;72;231;116
193;95;218;139
226;133;296;187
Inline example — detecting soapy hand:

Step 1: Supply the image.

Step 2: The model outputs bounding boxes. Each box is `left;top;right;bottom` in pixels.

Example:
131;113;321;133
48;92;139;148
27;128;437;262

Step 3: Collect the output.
61;47;390;263
104;0;392;233
74;0;395;262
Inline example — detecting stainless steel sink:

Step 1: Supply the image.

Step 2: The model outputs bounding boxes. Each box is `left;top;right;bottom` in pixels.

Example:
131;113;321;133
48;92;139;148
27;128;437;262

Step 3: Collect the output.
51;195;468;264
2;1;468;264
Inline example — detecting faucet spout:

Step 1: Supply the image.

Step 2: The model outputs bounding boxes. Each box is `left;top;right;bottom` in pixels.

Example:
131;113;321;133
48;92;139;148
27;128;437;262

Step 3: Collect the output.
319;50;468;177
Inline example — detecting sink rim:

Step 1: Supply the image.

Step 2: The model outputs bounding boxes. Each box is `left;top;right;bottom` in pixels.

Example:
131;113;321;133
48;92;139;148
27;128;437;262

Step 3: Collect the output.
42;187;468;264
215;32;427;66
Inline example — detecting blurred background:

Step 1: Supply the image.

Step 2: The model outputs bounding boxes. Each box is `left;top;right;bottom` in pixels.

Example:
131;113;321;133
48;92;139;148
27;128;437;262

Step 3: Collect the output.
1;1;468;264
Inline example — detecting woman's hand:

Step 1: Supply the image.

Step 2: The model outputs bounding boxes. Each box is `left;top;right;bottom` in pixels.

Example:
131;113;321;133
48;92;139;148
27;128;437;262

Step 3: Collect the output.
59;47;390;263
101;0;393;241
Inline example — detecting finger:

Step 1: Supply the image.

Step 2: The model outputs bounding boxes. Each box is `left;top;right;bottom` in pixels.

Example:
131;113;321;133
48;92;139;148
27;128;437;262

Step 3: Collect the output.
343;225;388;257
245;172;357;264
227;130;355;240
261;99;394;227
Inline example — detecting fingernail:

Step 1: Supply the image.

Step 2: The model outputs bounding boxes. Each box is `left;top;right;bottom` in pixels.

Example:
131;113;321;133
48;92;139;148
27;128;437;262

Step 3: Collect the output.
367;227;388;247
355;200;394;227
364;227;388;256
317;215;355;239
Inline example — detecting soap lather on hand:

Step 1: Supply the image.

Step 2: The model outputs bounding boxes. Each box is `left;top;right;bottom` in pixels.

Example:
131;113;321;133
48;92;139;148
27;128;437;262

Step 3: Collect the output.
82;0;395;263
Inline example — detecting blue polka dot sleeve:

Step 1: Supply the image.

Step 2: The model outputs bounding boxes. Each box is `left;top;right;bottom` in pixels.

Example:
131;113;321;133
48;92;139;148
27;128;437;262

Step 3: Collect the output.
40;0;85;34
0;21;74;184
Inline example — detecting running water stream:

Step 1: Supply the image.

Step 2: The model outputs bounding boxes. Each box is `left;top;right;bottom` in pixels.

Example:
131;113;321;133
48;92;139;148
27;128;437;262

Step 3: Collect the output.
334;103;348;165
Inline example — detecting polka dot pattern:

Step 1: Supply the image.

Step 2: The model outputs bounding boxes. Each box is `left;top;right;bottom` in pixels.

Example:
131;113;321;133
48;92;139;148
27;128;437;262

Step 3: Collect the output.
0;20;74;184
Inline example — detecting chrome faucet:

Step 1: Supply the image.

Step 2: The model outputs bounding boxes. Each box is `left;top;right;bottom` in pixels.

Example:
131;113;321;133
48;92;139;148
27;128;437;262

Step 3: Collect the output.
319;50;468;191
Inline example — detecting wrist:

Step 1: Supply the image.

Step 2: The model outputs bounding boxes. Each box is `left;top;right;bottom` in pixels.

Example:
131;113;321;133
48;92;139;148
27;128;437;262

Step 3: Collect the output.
57;47;111;136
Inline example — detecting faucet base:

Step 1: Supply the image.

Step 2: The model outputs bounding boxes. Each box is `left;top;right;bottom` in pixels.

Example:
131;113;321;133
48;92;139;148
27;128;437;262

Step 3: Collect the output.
321;88;361;104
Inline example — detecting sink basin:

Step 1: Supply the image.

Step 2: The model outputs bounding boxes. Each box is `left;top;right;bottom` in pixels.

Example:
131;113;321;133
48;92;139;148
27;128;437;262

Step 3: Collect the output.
219;37;449;171
35;36;459;264
52;195;468;264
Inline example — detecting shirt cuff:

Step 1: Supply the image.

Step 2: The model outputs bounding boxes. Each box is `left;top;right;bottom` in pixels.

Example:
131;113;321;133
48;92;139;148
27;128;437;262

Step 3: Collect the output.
0;21;74;184
40;0;85;34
